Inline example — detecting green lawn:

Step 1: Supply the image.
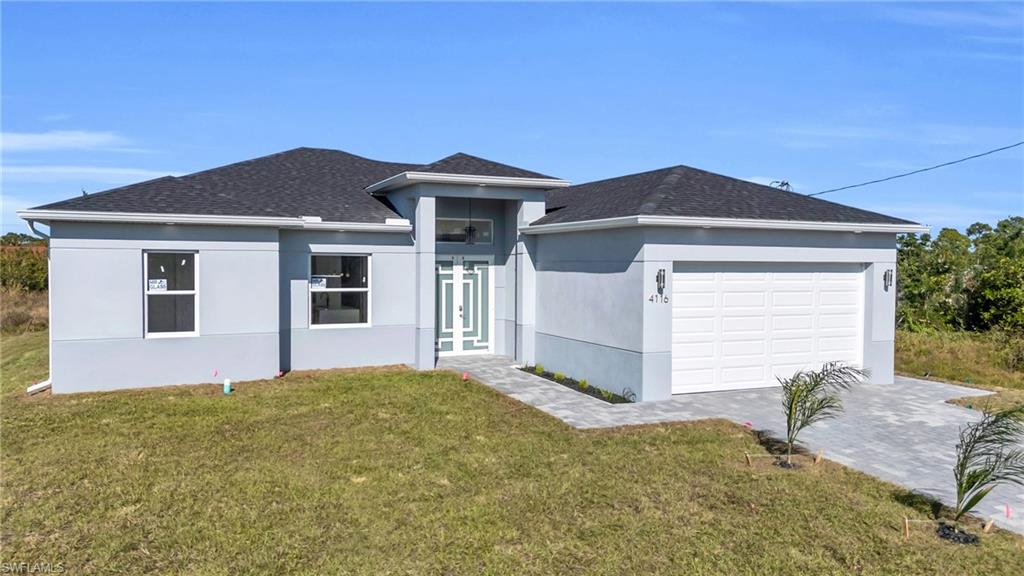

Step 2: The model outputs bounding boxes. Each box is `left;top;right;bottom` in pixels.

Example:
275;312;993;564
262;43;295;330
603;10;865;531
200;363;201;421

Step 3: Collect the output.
2;332;1022;574
896;330;1024;412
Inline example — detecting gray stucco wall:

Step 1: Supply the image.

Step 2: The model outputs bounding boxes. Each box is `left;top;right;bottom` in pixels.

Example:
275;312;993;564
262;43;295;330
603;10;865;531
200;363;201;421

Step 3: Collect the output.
48;222;280;393
533;227;899;402
534;228;647;399
279;229;418;371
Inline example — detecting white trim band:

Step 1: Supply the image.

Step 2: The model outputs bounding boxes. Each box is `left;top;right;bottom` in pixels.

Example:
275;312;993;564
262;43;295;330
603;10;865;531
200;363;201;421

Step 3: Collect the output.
521;214;929;235
17;209;413;233
365;171;570;194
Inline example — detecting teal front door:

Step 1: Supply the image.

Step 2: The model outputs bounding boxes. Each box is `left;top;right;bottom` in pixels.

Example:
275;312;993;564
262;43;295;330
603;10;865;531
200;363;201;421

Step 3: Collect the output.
436;256;493;355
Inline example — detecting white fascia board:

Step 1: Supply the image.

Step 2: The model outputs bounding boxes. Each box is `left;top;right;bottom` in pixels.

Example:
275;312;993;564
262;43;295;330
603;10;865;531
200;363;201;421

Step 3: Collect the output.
17;209;414;233
300;220;412;233
521;214;930;235
17;209;302;227
365;171;571;194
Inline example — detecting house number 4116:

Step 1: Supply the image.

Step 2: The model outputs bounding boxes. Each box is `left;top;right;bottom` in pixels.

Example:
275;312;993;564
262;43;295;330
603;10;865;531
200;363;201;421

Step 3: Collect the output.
649;294;669;304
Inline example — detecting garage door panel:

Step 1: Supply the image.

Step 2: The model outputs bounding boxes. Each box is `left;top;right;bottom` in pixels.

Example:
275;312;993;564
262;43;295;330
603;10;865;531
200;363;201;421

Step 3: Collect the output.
722;315;766;333
672;316;715;335
818;335;859;352
772;363;810;380
674;368;715;387
721;340;766;357
722;365;768;386
772;291;814;307
819;313;859;329
820;291;860;306
672;263;864;394
675;292;717;308
772;314;813;330
674;341;715;359
772;337;812;354
722;291;766;307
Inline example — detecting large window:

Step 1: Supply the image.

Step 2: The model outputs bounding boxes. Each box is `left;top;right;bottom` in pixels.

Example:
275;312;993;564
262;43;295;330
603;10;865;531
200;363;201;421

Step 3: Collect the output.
145;252;197;337
436;218;493;245
310;255;370;327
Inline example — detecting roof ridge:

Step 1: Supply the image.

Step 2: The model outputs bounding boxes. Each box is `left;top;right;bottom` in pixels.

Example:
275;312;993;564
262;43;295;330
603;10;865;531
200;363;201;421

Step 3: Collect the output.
568;164;680;190
637;166;689;214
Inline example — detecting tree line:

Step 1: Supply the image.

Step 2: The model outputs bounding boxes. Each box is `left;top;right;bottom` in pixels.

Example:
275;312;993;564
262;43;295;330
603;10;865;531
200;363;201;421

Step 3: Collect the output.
897;216;1023;332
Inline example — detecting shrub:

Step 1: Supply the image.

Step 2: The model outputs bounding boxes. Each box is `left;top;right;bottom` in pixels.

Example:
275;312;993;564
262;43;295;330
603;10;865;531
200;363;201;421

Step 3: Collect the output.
534;364;544;375
578;379;589;390
0;246;47;291
601;390;614;401
992;330;1024;372
553;372;565;382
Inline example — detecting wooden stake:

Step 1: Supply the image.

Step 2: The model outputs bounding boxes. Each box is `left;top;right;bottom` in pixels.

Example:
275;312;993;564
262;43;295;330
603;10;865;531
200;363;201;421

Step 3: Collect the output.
744;451;752;467
903;517;910;542
983;519;995;534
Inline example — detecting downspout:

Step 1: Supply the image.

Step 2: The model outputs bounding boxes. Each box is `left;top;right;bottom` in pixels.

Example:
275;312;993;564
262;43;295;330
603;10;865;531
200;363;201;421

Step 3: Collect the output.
514;203;519;363
27;219;50;240
24;220;53;395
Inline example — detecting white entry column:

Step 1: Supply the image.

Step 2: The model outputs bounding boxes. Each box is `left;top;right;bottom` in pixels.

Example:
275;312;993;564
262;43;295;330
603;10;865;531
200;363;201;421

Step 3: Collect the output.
414;196;436;369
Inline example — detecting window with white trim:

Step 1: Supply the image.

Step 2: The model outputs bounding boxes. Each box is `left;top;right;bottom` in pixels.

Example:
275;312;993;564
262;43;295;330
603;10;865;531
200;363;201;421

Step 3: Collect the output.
310;255;370;326
145;251;198;336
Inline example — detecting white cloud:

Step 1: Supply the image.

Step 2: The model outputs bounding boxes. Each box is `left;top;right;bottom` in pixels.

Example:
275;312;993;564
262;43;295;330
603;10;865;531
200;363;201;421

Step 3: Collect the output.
1;130;136;152
2;165;177;184
881;6;1024;30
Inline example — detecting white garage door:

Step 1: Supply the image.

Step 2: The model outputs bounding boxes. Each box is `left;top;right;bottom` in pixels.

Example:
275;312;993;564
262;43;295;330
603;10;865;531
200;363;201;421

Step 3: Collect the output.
671;262;865;394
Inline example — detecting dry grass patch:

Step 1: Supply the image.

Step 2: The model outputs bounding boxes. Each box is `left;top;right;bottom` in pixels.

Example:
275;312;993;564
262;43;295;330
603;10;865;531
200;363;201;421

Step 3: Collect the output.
0;289;48;334
896;330;1024;412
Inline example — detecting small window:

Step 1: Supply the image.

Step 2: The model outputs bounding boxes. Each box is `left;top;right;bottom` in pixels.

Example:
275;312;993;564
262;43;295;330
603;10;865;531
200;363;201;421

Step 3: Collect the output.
145;252;197;336
436;218;493;244
310;255;370;326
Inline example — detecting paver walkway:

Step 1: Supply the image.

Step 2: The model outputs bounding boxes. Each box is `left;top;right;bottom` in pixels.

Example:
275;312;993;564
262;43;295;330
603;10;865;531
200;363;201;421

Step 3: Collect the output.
439;355;1024;535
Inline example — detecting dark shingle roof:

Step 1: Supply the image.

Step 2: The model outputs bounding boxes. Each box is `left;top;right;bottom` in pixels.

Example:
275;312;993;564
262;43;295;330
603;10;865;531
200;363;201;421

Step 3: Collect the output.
538;165;916;226
416;153;555;179
31;147;552;223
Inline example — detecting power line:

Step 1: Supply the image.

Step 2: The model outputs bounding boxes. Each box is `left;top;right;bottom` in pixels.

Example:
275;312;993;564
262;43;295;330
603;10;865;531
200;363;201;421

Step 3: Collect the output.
808;140;1024;197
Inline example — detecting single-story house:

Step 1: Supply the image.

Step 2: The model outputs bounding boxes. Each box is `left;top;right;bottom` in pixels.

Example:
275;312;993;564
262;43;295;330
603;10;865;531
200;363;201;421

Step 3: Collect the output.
18;147;926;400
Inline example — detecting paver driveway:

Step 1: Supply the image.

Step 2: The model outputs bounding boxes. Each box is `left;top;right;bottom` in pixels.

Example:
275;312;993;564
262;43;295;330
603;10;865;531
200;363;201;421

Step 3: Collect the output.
439;355;1024;535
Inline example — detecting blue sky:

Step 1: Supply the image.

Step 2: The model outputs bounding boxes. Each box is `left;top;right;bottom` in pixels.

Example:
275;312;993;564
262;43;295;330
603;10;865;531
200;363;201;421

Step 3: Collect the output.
2;2;1022;234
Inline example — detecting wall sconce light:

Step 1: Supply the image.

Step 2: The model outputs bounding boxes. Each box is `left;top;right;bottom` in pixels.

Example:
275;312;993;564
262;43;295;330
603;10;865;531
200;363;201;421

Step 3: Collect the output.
883;268;893;292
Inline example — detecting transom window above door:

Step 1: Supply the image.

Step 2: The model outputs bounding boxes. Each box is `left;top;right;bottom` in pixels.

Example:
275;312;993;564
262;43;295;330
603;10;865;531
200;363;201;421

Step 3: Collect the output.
309;255;370;327
436;217;493;245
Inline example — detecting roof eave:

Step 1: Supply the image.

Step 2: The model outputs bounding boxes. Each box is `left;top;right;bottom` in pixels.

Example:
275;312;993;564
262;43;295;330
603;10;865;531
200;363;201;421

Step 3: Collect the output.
17;209;413;233
522;215;929;235
365;171;571;194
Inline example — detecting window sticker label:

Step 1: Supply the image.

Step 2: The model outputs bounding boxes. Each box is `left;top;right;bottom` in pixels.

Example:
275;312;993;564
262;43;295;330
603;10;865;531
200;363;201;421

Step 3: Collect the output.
148;278;167;291
310;277;328;289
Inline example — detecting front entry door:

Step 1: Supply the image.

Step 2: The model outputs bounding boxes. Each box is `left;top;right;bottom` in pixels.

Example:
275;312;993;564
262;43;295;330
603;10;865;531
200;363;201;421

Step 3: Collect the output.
436;256;493;356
